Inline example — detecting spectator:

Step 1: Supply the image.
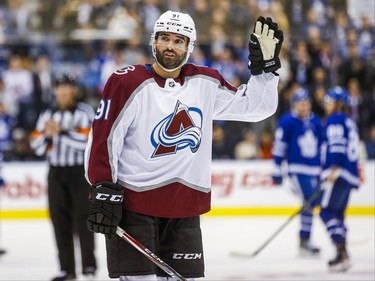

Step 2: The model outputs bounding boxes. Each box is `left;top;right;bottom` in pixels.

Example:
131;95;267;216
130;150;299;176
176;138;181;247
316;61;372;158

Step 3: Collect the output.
10;126;34;160
283;0;310;40
139;0;161;34
347;78;366;136
310;84;326;118
189;45;211;67
0;99;14;160
107;6;139;40
357;15;374;61
0;3;11;43
123;37;148;66
32;54;54;115
306;26;324;72
76;0;94;29
258;130;274;159
6;0;33;36
311;40;332;75
0;76;17;118
31;0;60;34
365;125;375;160
361;85;375;135
330;10;352;59
338;44;367;89
212;123;233;159
54;0;79;32
208;24;228;60
187;0;211;43
307;67;329;111
311;66;329;89
278;42;292;90
290;40;312;87
211;47;239;85
80;44;102;106
227;0;253;38
2;54;34;130
234;128;257;160
100;47;126;90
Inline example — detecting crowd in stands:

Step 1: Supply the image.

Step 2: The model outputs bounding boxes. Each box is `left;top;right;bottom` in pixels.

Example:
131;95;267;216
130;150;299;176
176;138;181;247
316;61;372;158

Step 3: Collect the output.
0;0;374;161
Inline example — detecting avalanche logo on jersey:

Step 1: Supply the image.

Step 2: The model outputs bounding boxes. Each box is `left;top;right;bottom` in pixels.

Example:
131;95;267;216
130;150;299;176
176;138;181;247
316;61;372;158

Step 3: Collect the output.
150;100;203;158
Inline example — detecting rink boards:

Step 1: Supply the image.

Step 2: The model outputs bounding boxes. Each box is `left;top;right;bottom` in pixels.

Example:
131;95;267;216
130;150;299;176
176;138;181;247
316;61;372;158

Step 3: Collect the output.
0;160;374;219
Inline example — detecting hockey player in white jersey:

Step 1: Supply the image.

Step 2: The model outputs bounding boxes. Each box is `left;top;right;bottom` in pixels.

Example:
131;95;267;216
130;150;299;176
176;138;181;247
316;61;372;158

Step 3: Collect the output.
84;11;283;280
272;87;324;256
320;86;360;272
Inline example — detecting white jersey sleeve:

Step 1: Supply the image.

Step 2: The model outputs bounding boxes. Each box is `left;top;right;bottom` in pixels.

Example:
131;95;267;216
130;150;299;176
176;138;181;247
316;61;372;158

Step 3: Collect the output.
213;72;279;122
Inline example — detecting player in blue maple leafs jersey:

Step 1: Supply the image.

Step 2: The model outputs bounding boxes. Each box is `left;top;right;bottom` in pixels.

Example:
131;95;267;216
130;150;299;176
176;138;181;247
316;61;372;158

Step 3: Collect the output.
320;86;360;272
272;87;324;256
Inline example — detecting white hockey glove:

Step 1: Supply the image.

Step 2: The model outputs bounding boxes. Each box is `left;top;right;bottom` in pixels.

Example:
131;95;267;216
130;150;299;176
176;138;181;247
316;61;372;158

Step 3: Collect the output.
248;16;284;75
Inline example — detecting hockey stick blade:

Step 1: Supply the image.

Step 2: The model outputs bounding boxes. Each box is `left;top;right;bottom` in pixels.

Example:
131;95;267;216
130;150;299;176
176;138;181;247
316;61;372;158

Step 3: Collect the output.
230;251;257;258
116;226;187;281
230;171;342;259
230;187;325;259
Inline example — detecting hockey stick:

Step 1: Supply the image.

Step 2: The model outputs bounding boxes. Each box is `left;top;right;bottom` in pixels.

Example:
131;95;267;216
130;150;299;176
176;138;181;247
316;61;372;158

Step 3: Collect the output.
116;226;187;281
230;187;323;258
231;169;342;258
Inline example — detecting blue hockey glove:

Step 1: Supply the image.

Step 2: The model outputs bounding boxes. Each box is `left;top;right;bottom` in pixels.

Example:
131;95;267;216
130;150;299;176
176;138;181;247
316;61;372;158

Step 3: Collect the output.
87;181;123;235
272;164;283;185
0;177;5;188
272;174;283;185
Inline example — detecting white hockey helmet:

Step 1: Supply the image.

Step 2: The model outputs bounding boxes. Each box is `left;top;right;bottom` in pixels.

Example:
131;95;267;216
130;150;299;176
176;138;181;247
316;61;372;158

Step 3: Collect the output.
150;11;196;71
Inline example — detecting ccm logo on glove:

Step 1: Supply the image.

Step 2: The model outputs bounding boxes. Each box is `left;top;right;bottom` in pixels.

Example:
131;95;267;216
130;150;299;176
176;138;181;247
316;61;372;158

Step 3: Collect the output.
87;181;123;235
95;192;123;202
265;61;276;67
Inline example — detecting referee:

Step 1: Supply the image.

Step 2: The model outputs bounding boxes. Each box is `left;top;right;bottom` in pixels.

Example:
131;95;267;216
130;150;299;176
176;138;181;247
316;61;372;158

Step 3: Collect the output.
30;73;97;281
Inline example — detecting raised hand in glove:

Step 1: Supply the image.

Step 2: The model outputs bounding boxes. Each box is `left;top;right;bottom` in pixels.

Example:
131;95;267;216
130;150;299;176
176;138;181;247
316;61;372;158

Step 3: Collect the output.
87;181;123;235
248;16;284;75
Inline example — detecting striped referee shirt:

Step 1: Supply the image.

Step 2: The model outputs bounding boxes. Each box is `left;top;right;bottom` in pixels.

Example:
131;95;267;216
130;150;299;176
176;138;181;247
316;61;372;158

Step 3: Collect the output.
31;102;94;167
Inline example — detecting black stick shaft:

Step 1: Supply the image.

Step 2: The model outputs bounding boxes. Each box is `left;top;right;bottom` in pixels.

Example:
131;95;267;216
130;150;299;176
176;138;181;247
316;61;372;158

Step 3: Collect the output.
116;226;187;281
250;187;323;257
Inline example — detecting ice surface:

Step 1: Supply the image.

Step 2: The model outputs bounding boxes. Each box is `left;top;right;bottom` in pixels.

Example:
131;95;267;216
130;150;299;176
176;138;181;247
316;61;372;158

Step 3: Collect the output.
0;216;374;280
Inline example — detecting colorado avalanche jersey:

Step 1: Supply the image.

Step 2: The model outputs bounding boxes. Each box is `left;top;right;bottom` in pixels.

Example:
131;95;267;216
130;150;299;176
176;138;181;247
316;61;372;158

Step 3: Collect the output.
272;112;323;176
321;113;360;188
84;64;279;217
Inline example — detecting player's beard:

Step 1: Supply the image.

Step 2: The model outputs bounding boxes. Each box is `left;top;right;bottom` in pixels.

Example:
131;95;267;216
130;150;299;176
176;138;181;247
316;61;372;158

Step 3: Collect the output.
155;47;187;70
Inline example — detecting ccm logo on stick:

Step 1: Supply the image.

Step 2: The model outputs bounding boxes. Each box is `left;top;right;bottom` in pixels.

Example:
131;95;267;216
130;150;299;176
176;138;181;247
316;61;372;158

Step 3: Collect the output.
172;253;202;260
95;193;123;202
